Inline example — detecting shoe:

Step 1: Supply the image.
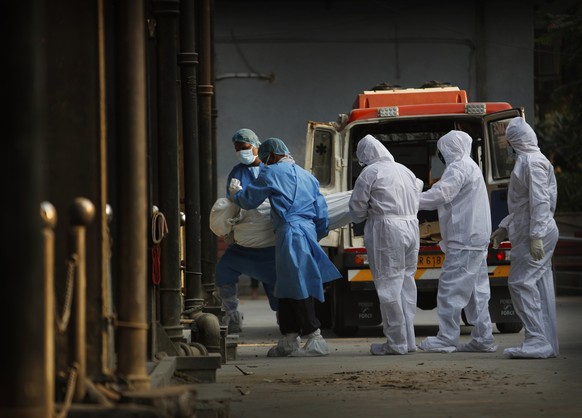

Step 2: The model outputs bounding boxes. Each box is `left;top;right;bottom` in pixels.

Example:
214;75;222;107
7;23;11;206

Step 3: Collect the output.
221;311;243;334
503;344;554;359
267;333;301;357
457;340;498;352
370;342;407;355
418;336;457;353
289;329;330;357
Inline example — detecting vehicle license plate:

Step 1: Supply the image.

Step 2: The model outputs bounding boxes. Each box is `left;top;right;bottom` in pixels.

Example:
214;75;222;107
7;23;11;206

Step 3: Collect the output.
417;254;444;268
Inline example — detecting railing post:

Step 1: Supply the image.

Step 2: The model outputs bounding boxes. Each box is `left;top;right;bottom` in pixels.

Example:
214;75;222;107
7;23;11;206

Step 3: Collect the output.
41;202;57;417
69;197;95;402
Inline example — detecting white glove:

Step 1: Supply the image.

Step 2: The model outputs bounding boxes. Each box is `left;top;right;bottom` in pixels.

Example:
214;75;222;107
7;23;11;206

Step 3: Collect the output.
530;238;544;261
415;178;424;194
229;178;242;198
490;227;508;249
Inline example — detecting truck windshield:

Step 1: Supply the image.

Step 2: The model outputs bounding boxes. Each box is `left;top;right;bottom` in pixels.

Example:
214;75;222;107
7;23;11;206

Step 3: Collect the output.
349;120;461;189
348;118;492;189
489;119;515;180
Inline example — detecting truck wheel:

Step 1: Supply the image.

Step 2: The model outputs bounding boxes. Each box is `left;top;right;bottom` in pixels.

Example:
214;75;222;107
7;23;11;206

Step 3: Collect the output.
332;320;359;337
331;282;359;337
496;322;523;334
315;293;332;329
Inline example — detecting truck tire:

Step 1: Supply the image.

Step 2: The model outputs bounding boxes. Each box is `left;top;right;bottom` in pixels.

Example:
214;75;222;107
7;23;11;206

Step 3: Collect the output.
496;322;523;333
332;317;358;337
315;294;332;329
331;282;359;337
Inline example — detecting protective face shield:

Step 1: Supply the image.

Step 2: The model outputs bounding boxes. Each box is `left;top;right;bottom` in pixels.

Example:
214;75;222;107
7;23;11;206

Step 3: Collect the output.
437;151;446;165
237;149;256;165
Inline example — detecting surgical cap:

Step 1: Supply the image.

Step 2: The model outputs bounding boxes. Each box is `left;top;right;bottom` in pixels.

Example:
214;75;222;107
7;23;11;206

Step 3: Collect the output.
232;128;261;148
258;137;290;161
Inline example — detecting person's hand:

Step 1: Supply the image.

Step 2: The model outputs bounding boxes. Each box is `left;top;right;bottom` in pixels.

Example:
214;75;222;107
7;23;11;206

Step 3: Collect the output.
229;178;242;199
490;227;508;249
530;238;544;261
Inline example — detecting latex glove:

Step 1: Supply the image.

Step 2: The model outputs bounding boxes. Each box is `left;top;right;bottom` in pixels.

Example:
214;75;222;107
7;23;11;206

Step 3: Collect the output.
490;227;508;249
415;178;424;194
530;238;544;261
229;178;242;199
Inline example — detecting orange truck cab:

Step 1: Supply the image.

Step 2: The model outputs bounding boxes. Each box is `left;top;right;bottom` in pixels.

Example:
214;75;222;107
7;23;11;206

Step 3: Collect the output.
305;84;523;336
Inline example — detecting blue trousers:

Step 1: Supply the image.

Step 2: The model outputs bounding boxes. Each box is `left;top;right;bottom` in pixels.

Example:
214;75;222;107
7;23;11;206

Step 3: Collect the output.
216;244;278;311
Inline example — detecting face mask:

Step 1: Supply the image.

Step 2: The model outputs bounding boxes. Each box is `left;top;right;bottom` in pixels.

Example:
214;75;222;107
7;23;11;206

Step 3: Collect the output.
437;151;446;165
358;161;366;167
237;149;256;165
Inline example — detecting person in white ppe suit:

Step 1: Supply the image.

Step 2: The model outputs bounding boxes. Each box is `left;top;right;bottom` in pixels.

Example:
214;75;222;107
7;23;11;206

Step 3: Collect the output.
491;117;559;359
418;130;497;353
349;134;422;355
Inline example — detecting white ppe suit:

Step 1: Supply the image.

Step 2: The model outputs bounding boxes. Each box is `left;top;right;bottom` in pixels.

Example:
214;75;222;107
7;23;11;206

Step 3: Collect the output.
417;130;497;353
497;117;559;359
349;134;420;355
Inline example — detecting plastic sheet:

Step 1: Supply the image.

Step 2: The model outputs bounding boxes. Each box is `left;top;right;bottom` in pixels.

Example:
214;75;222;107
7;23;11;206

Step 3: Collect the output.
209;191;353;248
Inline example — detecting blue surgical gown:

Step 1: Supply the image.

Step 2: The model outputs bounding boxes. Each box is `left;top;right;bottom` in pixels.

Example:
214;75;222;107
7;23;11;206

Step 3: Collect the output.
233;159;341;302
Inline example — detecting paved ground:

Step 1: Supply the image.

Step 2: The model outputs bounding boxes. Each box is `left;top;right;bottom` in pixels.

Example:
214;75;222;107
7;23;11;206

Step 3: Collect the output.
216;294;582;418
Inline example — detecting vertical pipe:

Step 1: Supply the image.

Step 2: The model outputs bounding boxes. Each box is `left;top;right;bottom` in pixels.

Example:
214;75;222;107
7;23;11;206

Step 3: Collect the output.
115;0;151;389
1;0;47;416
41;203;57;417
179;0;204;312
69;198;95;402
474;0;486;101
97;0;113;377
197;0;216;298
153;0;184;342
209;0;218;285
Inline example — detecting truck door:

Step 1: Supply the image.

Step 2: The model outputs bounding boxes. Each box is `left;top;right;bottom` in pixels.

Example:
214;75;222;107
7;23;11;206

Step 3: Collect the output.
483;109;524;229
305;121;343;247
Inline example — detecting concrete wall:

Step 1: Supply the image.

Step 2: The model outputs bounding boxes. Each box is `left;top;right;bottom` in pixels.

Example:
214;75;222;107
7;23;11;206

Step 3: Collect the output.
214;0;535;195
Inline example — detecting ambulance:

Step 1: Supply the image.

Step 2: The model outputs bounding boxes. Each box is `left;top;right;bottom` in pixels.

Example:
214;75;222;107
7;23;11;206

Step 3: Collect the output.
305;83;523;336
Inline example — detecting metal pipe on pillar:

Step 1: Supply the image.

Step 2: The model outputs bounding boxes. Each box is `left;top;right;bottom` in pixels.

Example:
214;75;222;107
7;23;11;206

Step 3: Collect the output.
179;0;204;313
114;0;151;390
197;0;216;301
153;0;184;343
2;0;48;416
209;0;218;285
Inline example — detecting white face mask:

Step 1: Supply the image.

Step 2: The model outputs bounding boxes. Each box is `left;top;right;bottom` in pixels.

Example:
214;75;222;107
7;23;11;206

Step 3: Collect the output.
237;149;256;165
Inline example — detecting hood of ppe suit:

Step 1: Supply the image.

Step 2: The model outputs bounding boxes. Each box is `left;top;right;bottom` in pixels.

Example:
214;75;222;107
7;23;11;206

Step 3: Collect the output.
356;135;395;166
437;130;472;164
420;129;491;251
505;117;540;154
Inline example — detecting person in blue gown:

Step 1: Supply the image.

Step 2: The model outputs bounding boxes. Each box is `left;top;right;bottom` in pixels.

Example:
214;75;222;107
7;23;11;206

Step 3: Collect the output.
230;137;341;356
